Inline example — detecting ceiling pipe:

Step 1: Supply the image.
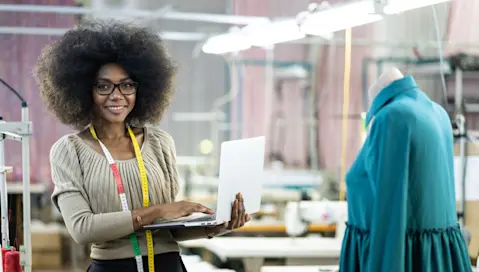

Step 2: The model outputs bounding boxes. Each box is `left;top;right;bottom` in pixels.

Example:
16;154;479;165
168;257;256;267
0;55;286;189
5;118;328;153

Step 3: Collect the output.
161;11;268;25
0;27;209;41
0;4;268;25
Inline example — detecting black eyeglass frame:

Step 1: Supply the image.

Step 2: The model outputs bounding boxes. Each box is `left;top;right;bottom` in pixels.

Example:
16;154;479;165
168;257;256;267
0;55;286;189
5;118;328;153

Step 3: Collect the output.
93;81;139;96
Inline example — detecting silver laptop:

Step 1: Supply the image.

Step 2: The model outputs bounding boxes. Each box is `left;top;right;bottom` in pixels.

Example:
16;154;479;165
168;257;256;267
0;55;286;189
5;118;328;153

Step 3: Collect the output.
143;136;265;229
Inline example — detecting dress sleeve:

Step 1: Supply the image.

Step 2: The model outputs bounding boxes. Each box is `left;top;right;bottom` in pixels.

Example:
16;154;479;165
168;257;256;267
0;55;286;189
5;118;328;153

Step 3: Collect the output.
50;137;134;245
149;128;180;201
365;112;411;272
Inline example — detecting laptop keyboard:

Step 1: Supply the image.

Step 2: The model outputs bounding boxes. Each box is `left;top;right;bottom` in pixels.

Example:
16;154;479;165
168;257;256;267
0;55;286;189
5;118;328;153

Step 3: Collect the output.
186;214;216;222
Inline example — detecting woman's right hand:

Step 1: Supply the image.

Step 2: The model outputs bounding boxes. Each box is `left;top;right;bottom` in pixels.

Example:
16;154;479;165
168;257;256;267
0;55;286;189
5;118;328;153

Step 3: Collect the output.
159;201;215;220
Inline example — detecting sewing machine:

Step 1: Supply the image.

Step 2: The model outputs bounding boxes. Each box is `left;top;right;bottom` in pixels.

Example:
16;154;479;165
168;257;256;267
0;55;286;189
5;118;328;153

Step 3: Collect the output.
284;201;347;238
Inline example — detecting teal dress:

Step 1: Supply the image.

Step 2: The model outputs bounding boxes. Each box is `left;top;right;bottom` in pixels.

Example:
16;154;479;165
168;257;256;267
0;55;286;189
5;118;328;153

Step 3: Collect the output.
339;76;472;272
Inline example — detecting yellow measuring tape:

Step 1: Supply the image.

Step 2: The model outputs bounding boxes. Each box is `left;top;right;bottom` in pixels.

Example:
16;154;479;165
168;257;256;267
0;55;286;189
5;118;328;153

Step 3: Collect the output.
128;128;155;272
339;28;353;201
90;125;155;272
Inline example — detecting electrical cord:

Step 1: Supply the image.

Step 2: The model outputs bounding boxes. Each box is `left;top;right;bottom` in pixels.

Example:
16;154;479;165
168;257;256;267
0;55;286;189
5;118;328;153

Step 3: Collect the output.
431;5;449;109
0;79;27;107
432;3;470;232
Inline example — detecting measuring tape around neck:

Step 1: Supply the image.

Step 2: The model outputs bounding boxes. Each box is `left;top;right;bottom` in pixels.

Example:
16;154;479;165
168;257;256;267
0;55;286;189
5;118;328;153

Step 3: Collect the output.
89;125;155;272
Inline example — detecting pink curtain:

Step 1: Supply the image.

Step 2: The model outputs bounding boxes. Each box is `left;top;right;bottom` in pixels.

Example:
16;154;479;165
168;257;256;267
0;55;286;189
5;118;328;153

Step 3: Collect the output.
232;0;311;168
316;27;375;171
445;0;479;56
0;0;76;186
232;0;375;171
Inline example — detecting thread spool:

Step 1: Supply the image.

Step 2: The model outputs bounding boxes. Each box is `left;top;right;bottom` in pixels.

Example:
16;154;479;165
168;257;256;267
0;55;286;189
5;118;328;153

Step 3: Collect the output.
5;251;21;272
1;247;15;271
2;248;9;271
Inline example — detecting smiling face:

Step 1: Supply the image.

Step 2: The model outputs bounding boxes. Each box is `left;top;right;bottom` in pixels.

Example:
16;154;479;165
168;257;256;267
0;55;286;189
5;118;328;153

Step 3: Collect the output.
92;64;137;125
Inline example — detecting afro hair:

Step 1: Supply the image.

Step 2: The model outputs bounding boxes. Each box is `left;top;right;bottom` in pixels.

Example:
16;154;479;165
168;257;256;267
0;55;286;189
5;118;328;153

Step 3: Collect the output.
35;19;177;129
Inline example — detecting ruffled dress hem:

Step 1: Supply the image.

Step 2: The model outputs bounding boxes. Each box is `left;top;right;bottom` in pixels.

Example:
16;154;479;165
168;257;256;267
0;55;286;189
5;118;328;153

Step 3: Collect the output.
339;223;471;272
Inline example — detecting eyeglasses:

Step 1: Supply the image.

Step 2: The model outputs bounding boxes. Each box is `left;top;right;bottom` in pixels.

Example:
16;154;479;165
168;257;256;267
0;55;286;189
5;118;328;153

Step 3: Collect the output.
94;81;139;96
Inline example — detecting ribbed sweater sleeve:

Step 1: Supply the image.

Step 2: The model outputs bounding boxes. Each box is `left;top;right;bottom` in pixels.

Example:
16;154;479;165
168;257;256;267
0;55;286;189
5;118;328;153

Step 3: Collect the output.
157;133;208;241
50;137;134;245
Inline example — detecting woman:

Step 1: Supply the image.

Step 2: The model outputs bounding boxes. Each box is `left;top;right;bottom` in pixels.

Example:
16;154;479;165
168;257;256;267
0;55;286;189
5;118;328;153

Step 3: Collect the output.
35;20;248;272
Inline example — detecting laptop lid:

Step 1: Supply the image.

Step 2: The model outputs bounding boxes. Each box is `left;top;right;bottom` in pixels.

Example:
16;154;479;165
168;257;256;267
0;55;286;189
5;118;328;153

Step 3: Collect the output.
215;136;266;223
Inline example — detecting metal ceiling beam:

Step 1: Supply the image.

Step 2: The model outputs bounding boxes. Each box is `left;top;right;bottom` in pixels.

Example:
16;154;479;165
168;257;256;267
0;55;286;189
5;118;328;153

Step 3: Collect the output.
0;27;209;41
292;37;479;49
0;4;268;25
160;11;268;25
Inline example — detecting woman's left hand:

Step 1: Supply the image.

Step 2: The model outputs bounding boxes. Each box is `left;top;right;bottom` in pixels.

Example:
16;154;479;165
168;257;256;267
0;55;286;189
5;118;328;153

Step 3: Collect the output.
206;192;249;237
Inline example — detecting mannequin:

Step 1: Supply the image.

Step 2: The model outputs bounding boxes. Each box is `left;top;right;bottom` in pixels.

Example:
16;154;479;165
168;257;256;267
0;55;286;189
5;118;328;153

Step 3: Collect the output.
366;67;405;132
339;69;472;271
368;67;404;104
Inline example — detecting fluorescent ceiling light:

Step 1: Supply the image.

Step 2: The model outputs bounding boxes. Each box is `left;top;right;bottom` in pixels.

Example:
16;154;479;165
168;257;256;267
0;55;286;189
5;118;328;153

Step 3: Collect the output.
300;0;383;36
242;19;306;47
202;32;251;55
384;0;451;14
202;0;453;55
202;19;307;54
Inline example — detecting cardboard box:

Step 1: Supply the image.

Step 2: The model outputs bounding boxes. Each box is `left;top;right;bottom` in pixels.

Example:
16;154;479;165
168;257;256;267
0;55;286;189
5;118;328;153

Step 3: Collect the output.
454;142;479;156
31;232;62;251
32;251;62;270
31;231;63;269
